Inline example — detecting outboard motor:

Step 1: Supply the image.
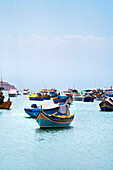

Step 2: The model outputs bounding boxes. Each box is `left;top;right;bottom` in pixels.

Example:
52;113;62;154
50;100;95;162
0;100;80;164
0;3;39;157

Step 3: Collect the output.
31;104;37;108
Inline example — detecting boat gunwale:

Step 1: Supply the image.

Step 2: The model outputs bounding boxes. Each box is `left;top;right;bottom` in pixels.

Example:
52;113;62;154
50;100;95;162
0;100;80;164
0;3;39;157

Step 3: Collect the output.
37;110;75;123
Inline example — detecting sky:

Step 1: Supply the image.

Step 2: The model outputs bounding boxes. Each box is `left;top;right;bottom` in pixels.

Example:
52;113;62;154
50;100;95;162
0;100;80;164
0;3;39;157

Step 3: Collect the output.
0;0;113;91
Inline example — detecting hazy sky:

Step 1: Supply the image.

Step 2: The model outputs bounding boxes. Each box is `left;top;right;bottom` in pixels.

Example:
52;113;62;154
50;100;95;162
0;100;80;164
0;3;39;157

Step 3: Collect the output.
0;0;113;91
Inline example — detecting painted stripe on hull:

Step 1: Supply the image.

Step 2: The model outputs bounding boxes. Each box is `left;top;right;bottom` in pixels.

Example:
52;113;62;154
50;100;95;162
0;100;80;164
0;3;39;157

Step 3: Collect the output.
101;106;113;111
38;111;74;123
36;111;75;128
29;97;43;101
99;100;113;111
37;117;72;128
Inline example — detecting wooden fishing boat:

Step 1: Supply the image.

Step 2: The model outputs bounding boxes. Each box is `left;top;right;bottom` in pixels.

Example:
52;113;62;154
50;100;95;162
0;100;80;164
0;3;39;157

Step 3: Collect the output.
49;89;58;98
99;98;113;111
53;95;69;103
24;106;60;118
0;100;12;109
29;94;44;101
41;93;50;100
36;110;75;129
83;95;94;102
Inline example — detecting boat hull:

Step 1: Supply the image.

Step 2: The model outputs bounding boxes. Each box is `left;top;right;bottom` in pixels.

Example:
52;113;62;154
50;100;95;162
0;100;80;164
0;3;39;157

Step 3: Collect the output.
23;93;29;95
42;97;50;100
107;94;113;97
24;106;59;118
73;97;83;101
83;96;94;102
99;100;113;111
49;92;57;98
29;97;43;101
53;96;69;103
0;101;12;109
8;94;17;97
36;110;75;129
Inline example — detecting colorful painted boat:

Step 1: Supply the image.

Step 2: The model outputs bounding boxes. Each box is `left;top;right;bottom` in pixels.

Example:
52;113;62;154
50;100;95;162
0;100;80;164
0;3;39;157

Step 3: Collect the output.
99;98;113;111
36;110;75;129
53;95;69;103
41;93;50;100
49;89;58;98
83;95;94;102
29;94;44;101
24;106;60;118
0;100;12;109
107;93;113;97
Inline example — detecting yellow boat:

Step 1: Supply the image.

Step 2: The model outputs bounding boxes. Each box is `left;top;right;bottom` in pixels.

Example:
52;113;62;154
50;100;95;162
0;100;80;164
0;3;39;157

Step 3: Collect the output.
0;100;12;109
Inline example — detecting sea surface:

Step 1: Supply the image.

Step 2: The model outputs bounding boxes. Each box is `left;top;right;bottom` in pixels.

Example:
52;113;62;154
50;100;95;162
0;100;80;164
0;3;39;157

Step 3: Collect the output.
0;92;113;170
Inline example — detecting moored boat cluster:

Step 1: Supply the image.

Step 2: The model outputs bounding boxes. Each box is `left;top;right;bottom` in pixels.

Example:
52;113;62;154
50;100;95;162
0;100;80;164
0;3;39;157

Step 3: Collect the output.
0;86;113;129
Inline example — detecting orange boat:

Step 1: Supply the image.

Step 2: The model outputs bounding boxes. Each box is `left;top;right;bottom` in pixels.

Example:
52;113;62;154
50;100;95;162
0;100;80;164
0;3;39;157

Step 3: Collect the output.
0;100;12;109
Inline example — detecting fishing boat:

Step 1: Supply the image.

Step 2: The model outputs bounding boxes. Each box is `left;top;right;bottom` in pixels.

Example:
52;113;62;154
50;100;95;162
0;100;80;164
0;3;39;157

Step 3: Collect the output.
24;105;60;118
39;89;50;100
99;98;113;111
8;89;17;97
41;93;50;100
96;96;107;101
107;92;113;97
23;89;29;95
96;93;107;101
49;89;58;98
83;94;94;102
29;94;43;101
36;110;75;129
0;99;12;109
73;94;83;101
53;95;69;104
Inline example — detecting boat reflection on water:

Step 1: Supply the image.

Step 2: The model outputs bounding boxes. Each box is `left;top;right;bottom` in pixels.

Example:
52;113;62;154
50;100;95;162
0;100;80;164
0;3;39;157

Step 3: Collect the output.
35;126;74;134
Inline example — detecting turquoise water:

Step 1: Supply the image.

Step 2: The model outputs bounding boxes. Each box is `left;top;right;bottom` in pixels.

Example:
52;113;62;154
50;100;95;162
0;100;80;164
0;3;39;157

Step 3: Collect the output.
0;93;113;170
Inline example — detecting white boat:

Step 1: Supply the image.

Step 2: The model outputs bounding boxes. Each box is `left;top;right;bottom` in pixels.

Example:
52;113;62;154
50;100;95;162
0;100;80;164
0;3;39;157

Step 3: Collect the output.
73;94;83;101
8;89;17;97
23;89;29;95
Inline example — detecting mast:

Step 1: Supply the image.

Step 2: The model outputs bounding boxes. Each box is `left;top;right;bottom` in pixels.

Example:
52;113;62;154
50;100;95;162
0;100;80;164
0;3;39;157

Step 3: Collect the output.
0;78;2;91
1;78;2;90
0;78;3;91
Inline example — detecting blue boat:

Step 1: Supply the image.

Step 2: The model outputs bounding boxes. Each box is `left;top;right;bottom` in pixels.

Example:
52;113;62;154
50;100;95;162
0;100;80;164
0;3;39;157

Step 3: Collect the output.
49;91;58;98
99;98;113;111
83;94;94;102
53;95;69;103
36;110;75;129
107;93;113;97
29;97;43;101
24;105;59;118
